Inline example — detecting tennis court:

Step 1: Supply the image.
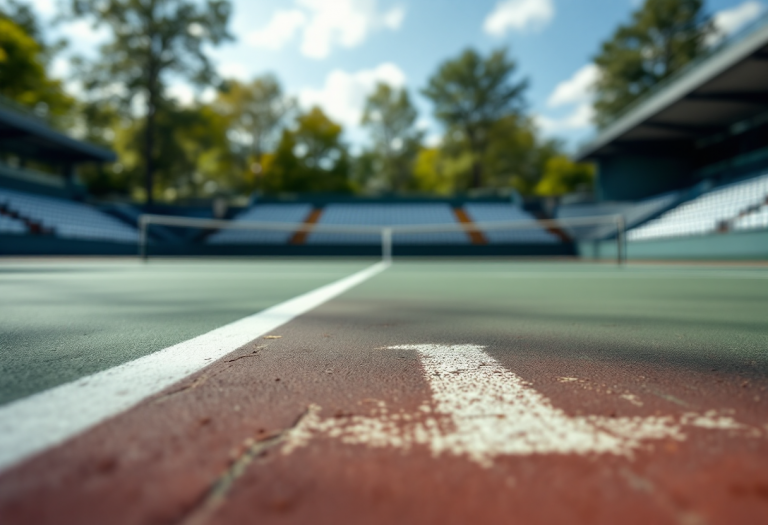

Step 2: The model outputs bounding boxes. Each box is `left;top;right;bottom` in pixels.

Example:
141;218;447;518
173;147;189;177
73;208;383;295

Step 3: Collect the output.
1;258;767;524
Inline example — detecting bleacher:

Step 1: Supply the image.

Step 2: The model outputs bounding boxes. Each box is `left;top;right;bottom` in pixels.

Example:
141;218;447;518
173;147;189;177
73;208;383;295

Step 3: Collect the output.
556;191;680;241
307;204;469;244
0;213;27;235
733;205;768;231
0;188;138;243
464;204;558;244
628;173;768;241
208;204;313;244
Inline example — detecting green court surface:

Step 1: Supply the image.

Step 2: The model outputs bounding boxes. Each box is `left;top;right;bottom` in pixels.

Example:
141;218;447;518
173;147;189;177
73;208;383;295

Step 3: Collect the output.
0;259;370;405
2;259;767;407
342;262;768;374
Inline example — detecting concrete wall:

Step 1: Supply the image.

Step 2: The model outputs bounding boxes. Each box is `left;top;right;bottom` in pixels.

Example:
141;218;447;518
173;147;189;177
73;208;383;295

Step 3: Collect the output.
580;229;768;261
597;155;692;201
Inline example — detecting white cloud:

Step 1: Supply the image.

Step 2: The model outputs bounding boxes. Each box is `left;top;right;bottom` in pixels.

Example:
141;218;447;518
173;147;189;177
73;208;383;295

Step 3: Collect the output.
167;83;215;106
27;0;56;16
246;0;405;59
167;83;196;106
298;63;406;128
536;104;595;134
547;64;599;108
219;62;250;81
709;1;765;45
423;133;442;148
538;63;599;135
483;0;555;36
59;19;111;46
246;9;307;50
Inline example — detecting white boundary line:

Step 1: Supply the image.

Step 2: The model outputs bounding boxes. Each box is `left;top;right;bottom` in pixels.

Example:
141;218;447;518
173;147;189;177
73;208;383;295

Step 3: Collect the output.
0;261;389;473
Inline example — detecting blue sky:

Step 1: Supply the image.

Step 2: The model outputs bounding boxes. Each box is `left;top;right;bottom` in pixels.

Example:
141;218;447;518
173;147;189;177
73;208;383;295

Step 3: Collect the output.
31;0;768;152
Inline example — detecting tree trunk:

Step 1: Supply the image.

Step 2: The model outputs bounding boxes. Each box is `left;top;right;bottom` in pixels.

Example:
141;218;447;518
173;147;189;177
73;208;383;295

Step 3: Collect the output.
144;103;155;206
471;158;482;189
466;127;483;189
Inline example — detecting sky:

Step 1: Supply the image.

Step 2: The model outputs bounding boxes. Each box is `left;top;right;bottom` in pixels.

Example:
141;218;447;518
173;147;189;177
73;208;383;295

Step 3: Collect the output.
27;0;768;152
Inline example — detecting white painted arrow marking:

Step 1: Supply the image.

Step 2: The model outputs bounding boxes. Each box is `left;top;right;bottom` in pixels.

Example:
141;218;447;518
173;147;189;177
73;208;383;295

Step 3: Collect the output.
283;345;749;466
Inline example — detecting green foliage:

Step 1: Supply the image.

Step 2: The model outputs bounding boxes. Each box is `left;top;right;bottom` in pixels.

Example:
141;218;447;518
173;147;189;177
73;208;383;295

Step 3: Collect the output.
67;0;233;203
214;75;294;192
75;100;129;196
0;8;73;120
593;0;713;127
360;83;423;192
422;47;527;188
104;101;236;201
483;115;548;194
428;114;560;195
535;156;595;197
411;147;468;195
0;0;43;43
216;75;294;158
261;107;351;194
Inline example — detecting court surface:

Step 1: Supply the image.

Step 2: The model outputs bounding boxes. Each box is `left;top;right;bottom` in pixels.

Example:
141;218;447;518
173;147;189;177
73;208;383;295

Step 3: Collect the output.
1;259;767;524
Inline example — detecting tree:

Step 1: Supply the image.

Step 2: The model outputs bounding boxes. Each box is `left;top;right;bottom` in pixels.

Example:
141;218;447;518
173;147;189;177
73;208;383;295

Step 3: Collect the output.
593;0;713;127
482;115;542;194
0;3;73;120
67;0;233;205
261;107;351;194
428;114;558;195
361;83;423;192
106;101;236;201
422;47;527;188
214;75;294;190
411;147;464;195
534;155;595;197
1;0;42;43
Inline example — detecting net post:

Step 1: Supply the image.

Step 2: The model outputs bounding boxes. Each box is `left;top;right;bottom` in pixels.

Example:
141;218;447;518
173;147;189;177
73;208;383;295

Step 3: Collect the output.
616;215;626;266
139;216;148;262
381;227;393;264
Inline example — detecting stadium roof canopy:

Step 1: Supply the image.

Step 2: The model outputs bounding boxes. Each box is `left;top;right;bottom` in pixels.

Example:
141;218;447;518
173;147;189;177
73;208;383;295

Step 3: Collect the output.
0;101;116;164
576;18;768;161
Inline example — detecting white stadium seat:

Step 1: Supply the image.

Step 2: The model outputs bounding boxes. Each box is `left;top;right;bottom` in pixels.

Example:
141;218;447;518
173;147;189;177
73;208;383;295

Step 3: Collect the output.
628;173;768;241
208;204;313;244
0;188;138;243
464;204;558;244
307;204;469;245
0;213;28;234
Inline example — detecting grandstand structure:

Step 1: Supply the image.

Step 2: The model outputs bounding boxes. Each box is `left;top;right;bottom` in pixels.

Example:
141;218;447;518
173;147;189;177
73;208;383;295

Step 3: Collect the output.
574;14;768;259
0;97;140;254
153;197;576;257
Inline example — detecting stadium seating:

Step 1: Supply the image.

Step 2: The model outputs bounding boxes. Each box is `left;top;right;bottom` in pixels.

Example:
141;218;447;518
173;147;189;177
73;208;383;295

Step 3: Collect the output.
0;188;138;243
556;191;680;241
0;213;28;235
307;204;469;244
628;173;768;241
208;204;313;244
463;204;559;244
733;204;768;231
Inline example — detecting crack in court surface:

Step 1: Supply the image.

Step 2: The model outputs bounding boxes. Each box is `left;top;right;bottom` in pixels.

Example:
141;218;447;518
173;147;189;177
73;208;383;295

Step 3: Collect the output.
181;409;313;525
279;345;755;467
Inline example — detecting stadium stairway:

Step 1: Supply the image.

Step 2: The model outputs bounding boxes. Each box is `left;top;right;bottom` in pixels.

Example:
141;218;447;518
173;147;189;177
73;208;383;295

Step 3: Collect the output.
289;208;324;245
452;208;487;245
533;211;571;242
0;203;50;235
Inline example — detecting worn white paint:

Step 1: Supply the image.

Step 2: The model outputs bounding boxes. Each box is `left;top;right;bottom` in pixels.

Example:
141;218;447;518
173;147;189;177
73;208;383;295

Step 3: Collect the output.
0;262;389;473
283;344;751;467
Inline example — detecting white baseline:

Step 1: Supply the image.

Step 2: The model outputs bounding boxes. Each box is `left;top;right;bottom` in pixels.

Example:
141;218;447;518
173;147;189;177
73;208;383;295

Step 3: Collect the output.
0;262;389;472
